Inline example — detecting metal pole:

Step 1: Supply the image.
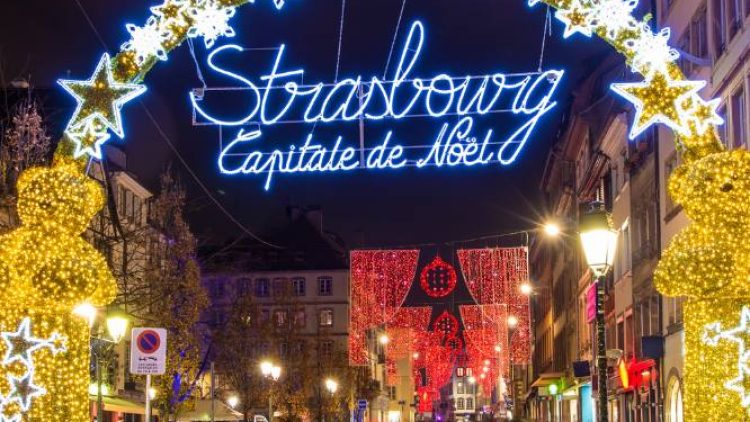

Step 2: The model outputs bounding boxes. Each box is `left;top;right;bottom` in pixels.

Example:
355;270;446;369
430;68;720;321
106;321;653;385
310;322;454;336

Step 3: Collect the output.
145;374;152;422
596;276;609;422
268;387;274;422
96;357;104;422
211;361;215;422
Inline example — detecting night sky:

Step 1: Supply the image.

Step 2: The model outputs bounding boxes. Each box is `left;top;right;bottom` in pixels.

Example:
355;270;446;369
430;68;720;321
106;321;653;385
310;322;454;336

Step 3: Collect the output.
0;0;615;247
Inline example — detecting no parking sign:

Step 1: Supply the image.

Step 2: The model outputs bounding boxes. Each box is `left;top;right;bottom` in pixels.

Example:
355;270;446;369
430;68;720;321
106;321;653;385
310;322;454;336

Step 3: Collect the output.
130;328;167;375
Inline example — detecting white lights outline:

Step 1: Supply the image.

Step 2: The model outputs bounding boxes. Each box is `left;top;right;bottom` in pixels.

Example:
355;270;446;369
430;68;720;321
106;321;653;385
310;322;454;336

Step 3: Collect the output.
554;0;594;38
58;53;147;139
703;307;750;408
625;24;680;76
610;71;704;140
65;118;112;160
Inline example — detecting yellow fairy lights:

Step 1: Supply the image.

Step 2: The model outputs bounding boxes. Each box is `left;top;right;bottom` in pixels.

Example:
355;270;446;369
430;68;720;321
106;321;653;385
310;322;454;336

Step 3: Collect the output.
537;0;740;420
0;162;117;421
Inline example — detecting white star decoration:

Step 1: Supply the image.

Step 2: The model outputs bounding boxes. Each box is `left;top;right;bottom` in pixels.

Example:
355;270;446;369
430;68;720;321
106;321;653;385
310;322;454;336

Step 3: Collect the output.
625;23;680;75
65;115;112;160
5;372;45;412
1;318;66;368
187;0;237;48
611;71;704;139
683;95;725;135
703;307;750;408
122;17;171;65
58;53;147;139
555;0;594;38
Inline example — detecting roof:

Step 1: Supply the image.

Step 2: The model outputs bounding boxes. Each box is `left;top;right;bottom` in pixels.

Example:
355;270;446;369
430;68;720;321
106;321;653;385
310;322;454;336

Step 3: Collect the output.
200;211;348;273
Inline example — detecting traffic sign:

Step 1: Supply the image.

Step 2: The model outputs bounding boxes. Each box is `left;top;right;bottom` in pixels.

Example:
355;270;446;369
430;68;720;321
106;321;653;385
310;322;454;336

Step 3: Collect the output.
130;328;167;375
357;399;368;410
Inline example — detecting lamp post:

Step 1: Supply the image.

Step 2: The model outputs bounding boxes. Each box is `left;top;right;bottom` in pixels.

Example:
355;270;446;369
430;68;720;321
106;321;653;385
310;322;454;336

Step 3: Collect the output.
77;305;130;422
579;204;617;422
323;378;339;422
260;361;281;422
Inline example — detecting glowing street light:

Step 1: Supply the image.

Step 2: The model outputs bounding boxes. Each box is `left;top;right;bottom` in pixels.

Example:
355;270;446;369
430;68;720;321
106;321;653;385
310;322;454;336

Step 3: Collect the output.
543;222;562;237
73;303;97;328
270;365;282;381
148;387;157;400
105;309;129;344
520;282;533;296
507;315;519;329
227;395;239;409
325;378;339;394
379;334;390;345
260;361;274;377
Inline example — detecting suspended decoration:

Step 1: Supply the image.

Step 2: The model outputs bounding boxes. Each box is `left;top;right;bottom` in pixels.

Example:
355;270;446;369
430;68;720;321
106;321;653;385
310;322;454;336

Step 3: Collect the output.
419;256;458;298
385;307;432;360
458;249;531;363
349;250;419;365
445;335;464;357
432;310;459;339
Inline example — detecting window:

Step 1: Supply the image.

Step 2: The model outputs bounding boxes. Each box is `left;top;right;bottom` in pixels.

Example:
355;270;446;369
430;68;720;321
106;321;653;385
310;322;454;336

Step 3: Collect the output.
280;342;289;358
319;340;334;358
294;309;306;327
727;0;741;39
667;377;684;422
718;105;728;144
456;398;465;411
466;397;474;411
273;278;288;297
691;7;708;59
667;297;686;327
274;310;288;327
730;87;746;149
237;278;252;296
255;278;270;297
387;386;397;400
261;309;270;322
712;0;727;55
457;382;465;394
318;277;333;296
292;277;306;296
319;309;334;327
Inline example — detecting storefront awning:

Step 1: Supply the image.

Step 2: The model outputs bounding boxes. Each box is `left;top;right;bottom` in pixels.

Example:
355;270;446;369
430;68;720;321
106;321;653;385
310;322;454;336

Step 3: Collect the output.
530;372;565;388
175;399;243;421
90;395;146;415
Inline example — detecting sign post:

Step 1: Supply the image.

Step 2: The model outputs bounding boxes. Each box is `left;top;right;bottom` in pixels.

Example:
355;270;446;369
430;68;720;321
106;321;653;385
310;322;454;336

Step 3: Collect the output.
130;328;167;422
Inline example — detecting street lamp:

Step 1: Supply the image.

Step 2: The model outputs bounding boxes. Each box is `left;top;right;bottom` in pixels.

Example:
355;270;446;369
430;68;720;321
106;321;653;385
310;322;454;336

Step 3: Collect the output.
543;222;562;237
519;282;533;296
579;204;617;422
325;378;338;394
260;361;281;422
227;395;239;409
77;306;130;422
378;334;390;345
507;315;519;329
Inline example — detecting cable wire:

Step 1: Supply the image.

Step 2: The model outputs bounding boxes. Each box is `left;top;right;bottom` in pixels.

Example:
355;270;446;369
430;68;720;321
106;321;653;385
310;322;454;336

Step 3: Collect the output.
383;0;408;79
334;0;347;83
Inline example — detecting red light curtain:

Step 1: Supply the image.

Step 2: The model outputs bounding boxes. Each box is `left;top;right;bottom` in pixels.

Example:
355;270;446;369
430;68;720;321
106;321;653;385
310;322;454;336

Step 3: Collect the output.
458;248;531;363
384;307;432;386
349;250;419;365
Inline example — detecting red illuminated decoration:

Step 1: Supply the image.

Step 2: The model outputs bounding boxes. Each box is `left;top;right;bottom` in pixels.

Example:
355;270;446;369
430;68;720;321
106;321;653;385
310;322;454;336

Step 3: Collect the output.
618;359;630;389
349;250;419;365
618;359;658;391
432;310;459;339
420;256;458;298
445;335;464;355
458;248;531;363
384;307;432;386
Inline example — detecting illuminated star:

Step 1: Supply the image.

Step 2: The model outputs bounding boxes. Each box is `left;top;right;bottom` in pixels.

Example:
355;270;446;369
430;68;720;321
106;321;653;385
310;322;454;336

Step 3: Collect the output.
683;95;725;135
555;0;594;38
0;414;20;422
65;117;112;160
5;372;45;412
58;53;147;138
1;318;67;367
625;24;680;76
725;350;750;408
611;71;705;139
187;0;237;48
122;17;171;65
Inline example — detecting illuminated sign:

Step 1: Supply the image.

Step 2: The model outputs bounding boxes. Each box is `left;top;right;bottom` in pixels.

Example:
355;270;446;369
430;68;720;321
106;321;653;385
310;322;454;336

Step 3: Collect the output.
191;20;565;189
